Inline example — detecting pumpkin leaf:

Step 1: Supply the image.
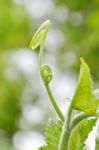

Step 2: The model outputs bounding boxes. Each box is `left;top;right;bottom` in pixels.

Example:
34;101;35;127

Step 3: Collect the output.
72;58;99;115
68;118;97;150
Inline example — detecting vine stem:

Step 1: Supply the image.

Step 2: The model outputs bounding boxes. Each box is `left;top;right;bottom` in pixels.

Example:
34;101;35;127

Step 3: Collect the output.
43;83;64;122
38;22;50;67
70;113;91;130
58;102;73;150
39;42;44;67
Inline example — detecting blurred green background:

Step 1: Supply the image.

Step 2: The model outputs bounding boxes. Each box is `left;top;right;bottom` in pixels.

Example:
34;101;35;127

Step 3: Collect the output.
0;0;99;150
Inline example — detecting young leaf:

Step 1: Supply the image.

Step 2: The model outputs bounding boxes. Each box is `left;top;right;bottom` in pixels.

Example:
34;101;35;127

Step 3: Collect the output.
39;120;62;150
68;118;97;150
72;58;99;115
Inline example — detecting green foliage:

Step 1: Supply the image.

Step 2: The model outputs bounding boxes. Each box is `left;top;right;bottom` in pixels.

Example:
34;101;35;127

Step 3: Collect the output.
39;120;62;150
0;140;12;150
72;58;99;115
54;0;99;81
1;0;99;149
30;20;99;150
68;118;96;150
0;54;25;136
0;0;30;50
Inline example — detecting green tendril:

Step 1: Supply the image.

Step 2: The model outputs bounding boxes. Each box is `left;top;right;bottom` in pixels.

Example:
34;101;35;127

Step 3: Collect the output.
40;64;64;121
40;64;52;85
29;20;51;66
30;20;64;121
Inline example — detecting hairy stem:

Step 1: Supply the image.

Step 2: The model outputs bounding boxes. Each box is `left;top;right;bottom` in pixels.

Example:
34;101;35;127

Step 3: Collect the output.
43;84;64;122
58;102;73;150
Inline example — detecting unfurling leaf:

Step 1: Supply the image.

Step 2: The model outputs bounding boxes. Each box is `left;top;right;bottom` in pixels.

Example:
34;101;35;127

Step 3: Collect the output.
68;118;96;150
72;58;99;115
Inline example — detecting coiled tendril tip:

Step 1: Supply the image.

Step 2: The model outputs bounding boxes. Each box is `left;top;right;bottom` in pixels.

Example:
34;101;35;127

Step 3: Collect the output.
40;64;53;85
29;20;51;66
30;20;51;49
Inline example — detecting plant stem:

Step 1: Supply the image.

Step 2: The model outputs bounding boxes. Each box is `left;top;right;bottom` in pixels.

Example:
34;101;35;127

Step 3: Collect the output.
39;43;44;67
58;102;73;150
43;83;64;122
70;113;90;130
38;25;50;67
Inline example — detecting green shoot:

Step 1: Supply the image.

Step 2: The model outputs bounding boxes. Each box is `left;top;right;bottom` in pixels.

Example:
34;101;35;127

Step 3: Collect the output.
30;20;99;150
30;20;64;122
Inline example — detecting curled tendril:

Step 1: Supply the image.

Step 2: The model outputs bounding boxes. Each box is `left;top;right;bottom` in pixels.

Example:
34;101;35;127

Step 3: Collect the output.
29;20;51;66
30;21;64;121
40;64;53;85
